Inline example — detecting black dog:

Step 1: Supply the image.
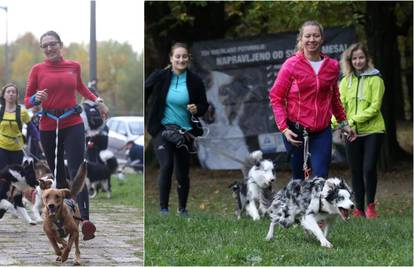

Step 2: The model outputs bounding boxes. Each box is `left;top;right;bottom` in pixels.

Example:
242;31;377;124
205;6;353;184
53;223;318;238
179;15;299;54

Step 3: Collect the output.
0;161;39;224
86;150;119;198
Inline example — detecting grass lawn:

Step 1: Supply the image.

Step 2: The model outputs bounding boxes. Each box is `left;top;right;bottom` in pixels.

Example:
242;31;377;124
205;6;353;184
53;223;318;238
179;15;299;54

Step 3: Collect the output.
92;172;144;210
145;164;413;266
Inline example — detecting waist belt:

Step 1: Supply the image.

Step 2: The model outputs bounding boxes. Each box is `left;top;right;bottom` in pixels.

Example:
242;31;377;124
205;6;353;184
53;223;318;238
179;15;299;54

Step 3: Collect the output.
42;105;82;121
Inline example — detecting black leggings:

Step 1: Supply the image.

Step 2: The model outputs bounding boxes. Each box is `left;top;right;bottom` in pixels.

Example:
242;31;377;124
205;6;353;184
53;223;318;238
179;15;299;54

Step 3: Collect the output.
40;123;89;220
152;131;190;210
345;133;383;210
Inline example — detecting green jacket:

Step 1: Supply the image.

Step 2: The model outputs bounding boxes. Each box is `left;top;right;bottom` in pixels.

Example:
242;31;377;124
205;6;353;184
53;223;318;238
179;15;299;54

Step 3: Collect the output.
339;68;386;135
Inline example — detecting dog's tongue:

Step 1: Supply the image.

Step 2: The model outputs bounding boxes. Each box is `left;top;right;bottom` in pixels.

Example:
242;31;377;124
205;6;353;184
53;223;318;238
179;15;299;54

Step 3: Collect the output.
339;208;349;220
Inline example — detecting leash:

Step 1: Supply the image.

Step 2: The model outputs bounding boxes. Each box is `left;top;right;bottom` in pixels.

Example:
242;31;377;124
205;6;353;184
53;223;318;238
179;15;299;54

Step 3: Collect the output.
302;129;311;180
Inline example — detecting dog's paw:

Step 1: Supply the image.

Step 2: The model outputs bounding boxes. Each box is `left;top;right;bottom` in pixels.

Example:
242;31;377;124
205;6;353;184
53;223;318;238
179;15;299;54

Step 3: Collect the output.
56;256;62;262
61;251;69;263
320;240;333;248
73;260;81;266
29;220;36;225
265;234;273;241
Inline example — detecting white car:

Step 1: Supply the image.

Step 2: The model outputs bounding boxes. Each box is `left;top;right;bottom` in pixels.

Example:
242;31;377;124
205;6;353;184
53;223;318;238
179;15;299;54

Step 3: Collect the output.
106;116;144;160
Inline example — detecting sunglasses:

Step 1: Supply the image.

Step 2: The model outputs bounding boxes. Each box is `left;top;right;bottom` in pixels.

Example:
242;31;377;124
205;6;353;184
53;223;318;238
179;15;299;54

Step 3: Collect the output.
40;41;60;49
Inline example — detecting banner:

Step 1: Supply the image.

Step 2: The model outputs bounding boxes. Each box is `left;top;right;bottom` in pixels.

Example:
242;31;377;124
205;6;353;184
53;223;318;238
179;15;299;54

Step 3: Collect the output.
191;27;356;170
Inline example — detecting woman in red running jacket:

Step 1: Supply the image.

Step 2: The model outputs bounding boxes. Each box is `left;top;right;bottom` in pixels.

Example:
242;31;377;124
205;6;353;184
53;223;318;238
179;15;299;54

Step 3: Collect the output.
269;21;356;180
25;31;109;240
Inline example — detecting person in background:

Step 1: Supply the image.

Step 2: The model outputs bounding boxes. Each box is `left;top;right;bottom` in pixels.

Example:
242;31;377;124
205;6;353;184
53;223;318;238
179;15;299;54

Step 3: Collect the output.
26;105;45;160
0;83;31;168
145;42;208;216
24;31;109;240
125;139;143;172
81;88;109;163
269;20;356;180
339;42;385;219
0;83;31;219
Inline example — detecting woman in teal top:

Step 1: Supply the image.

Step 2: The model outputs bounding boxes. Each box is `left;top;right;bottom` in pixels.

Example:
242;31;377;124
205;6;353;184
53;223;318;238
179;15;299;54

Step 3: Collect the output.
339;42;386;219
145;42;208;216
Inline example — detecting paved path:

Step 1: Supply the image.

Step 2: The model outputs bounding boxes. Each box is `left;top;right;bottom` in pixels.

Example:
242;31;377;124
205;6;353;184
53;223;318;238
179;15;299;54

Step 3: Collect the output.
0;202;143;266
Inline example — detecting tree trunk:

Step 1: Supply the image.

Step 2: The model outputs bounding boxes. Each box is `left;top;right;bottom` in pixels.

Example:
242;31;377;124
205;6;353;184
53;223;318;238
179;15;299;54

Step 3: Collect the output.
364;1;411;171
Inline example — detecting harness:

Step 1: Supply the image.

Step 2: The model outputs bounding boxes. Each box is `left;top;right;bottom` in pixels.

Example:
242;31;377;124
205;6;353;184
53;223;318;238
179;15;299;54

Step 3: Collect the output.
41;105;82;179
53;198;83;238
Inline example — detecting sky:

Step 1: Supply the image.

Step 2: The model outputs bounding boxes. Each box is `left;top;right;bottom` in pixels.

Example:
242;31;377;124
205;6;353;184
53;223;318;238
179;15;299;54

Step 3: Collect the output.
0;0;143;53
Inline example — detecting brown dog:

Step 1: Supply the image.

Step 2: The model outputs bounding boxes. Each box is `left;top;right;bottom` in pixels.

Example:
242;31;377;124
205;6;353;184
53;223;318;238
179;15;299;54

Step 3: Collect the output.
42;161;87;265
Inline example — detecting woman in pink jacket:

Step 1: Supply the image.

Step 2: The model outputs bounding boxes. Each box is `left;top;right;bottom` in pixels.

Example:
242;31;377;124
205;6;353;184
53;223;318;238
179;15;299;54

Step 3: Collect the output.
269;21;356;180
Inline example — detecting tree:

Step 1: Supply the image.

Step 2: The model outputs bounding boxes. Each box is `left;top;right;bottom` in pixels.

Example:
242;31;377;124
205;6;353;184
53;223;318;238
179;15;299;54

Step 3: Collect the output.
97;40;142;115
364;1;413;168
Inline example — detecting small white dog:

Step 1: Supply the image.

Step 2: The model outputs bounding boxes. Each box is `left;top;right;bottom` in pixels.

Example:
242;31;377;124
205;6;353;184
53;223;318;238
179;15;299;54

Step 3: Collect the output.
230;150;275;220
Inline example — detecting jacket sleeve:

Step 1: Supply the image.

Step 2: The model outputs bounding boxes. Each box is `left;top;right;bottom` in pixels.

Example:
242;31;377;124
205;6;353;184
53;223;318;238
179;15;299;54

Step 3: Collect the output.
331;77;348;129
24;66;38;108
145;68;166;106
194;75;208;117
350;76;385;124
75;63;97;101
331;64;347;123
268;61;294;132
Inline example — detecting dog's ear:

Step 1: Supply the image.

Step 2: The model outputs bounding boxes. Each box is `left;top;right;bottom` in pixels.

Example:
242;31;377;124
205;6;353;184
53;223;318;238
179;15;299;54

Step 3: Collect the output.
60;189;71;198
228;181;237;188
339;178;352;193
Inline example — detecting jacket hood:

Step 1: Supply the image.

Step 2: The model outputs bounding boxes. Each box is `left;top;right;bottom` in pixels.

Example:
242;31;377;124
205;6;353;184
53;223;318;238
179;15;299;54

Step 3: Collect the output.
357;68;381;77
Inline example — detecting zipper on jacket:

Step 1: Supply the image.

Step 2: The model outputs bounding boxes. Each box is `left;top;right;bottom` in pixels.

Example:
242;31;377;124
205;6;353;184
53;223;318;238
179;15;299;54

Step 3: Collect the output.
175;75;179;89
354;76;361;134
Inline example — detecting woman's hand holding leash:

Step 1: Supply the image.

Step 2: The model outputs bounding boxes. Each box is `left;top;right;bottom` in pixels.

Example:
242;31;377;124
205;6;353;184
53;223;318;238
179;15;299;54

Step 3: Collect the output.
341;125;357;142
187;104;197;115
95;97;109;120
283;128;303;147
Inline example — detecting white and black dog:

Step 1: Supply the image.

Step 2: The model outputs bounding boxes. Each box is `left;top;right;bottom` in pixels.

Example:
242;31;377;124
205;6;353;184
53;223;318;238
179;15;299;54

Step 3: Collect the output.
85;150;119;198
229;150;275;220
262;177;354;248
0;161;39;225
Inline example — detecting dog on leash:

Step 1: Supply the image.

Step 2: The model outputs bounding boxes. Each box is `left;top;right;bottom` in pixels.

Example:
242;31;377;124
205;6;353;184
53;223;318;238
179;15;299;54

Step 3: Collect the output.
262;176;354;248
0;161;39;225
42;161;87;265
229;150;275;220
22;160;55;222
85;150;119;199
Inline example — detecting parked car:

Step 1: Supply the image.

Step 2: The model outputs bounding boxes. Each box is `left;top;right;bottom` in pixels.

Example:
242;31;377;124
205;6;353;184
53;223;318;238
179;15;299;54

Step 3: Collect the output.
106;116;144;161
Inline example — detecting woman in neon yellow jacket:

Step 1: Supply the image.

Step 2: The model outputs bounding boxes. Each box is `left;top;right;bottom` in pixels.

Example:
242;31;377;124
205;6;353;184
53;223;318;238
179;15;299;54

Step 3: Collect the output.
339;42;385;219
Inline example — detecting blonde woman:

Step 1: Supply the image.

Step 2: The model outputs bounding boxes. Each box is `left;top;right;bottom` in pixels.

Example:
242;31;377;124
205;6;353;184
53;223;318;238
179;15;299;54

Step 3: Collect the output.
269;21;356;180
339;42;385;219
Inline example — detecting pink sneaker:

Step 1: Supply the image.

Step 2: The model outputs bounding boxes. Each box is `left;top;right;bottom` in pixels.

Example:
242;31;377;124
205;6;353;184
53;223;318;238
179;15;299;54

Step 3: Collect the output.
352;208;365;218
365;203;378;219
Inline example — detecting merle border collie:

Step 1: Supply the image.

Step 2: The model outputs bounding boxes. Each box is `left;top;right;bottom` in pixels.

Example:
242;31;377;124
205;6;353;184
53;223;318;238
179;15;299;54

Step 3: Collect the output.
262;176;354;248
